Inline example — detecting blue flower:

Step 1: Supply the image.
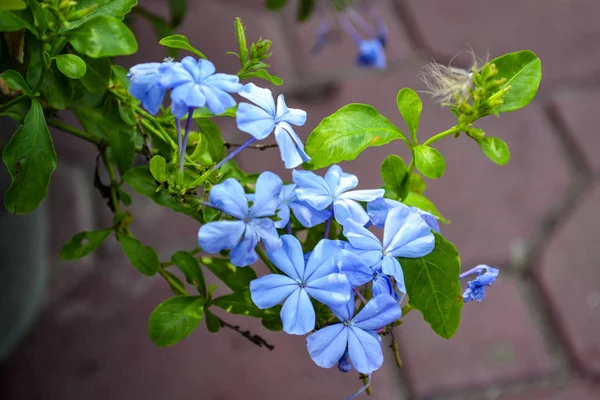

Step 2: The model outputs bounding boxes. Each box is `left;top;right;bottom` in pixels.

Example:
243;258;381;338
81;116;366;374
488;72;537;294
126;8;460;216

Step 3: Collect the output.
343;206;435;293
128;62;167;115
306;294;401;374
367;197;440;233
356;39;386;69
293;165;384;226
236;83;310;169
249;236;352;335
462;265;500;303
197;171;282;267
275;184;331;229
160;57;242;119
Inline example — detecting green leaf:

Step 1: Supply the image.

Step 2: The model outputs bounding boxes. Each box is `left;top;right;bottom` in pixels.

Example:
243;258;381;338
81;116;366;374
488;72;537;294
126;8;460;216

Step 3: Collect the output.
26;0;52;33
80;57;112;92
381;155;409;201
297;0;315;21
0;0;26;11
117;100;137;126
234;17;248;62
193;119;224;164
200;257;256;292
414;145;446;179
305;104;407;170
242;69;283;86
111;65;130;88
2;99;56;214
0;70;31;95
0;10;35;32
205;309;221;333
149;155;168;183
67;16;138;58
478;136;510;165
168;0;186;27
162;269;187;295
123;167;203;222
409;174;426;194
25;35;43;87
67;0;137;30
117;233;160;276
59;229;112;260
159;34;205;59
266;0;288;10
400;232;463;339
262;317;283;331
489;50;542;113
148;296;204;347
172;251;206;297
212;291;270;318
403;192;448;223
396;88;422;142
55;54;87;79
40;66;73;110
108;132;135;176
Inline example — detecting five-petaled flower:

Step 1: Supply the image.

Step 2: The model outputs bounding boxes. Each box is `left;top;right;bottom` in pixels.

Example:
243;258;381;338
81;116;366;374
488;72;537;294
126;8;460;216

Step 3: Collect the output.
197;171;282;267
236;83;310;169
462;265;500;302
368;197;440;233
306;294;401;374
250;236;355;335
343;205;435;294
293;165;384;226
160;57;242;118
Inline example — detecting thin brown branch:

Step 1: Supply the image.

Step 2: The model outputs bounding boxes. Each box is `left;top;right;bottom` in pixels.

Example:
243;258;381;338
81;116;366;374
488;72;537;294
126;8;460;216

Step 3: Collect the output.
218;318;275;351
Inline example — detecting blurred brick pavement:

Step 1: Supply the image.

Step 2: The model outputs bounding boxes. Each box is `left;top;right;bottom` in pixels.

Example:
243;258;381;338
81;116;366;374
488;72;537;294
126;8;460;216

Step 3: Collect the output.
1;0;600;399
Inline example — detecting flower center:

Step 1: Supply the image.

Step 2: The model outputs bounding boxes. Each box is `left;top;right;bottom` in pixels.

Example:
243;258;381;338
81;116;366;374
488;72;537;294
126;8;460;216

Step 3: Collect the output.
343;320;353;327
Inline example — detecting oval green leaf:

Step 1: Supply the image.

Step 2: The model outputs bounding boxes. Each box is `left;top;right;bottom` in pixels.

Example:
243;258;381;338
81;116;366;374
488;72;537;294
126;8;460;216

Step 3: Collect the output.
212;291;272;318
159;34;206;59
172;251;206;297
149;155;168;183
55;54;87;79
66;0;137;30
403;192;448;223
148;296;204;347
479;136;510;165
67;16;138;58
414;145;446;179
200;257;257;292
489;50;542;113
381;154;409;201
205;309;221;333
396;88;422;141
59;229;112;260
0;70;31;94
2;99;57;214
242;69;283;86
400;232;463;339
117;233;160;276
305;104;407;170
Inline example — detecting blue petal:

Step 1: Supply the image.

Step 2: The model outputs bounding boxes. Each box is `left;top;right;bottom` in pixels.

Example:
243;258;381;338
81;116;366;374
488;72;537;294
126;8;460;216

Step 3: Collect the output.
274;122;310;169
196;58;217;81
411;207;441;233
249;218;281;253
381;256;406;293
334;250;373;288
280;184;298;203
306;324;349;369
236;103;276;140
372;274;398;299
265;234;305;281
158;62;192;88
367;197;402;228
197;220;245;253
141;85;166;115
275;94;307;126
274;203;290;229
281;288;315;335
337;351;353;373
356;39;387;70
180;56;201;81
333;198;370;226
200;85;228;115
171;100;190;120
209;178;248;219
230;227;259;266
342;219;382;251
324;165;358;197
339;189;385;202
293;170;333;210
383;206;435;258
238;83;276;116
289;201;331;228
249;274;298;308
304;239;345;281
171;82;206;110
249;171;283;218
305;273;351;307
330;291;356;322
347;327;384;374
478;266;500;285
204;73;242;92
352;295;402;330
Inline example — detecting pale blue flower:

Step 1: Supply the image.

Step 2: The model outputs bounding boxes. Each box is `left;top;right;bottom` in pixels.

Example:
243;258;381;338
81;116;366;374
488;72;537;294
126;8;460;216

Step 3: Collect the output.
462;265;500;303
197;171;282;267
306;294;401;374
160;57;242;118
236;83;310;169
343;206;435;293
367;197;440;233
356;39;386;69
293;165;384;226
249;236;353;335
275;184;331;229
128;62;166;115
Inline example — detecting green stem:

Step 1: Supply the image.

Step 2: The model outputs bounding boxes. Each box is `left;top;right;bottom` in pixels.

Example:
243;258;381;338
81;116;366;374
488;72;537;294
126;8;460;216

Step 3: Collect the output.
100;149;121;214
0;94;28;114
422;126;458;147
47;119;102;145
256;246;278;274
